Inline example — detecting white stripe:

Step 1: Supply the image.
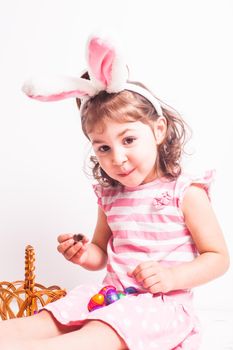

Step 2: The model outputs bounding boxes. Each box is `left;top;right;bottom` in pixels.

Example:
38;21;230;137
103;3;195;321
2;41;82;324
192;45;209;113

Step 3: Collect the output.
107;204;179;216
113;235;193;247
109;220;185;232
109;251;196;265
101;188;173;205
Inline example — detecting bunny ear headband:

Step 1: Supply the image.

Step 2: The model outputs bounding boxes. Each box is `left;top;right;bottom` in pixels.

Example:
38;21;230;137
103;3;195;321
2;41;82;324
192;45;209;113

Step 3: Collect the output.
22;35;163;116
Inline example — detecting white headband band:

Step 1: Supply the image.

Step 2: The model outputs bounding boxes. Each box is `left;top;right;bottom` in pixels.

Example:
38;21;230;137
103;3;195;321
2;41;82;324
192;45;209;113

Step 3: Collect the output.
22;35;163;117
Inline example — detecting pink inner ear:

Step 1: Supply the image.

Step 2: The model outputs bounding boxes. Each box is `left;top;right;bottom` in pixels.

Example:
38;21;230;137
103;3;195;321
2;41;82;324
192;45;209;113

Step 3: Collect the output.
88;38;115;86
27;90;89;102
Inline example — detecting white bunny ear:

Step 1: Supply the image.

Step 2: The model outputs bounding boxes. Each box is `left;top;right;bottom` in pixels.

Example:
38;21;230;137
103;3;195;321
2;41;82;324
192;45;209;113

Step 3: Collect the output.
22;75;97;102
86;35;128;93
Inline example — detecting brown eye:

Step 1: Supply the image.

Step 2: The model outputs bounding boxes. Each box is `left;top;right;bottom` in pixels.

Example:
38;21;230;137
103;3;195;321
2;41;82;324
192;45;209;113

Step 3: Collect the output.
98;145;110;152
123;137;136;145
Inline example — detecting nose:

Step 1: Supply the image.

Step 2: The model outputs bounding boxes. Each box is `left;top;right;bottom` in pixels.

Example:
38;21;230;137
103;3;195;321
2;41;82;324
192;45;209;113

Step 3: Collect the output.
112;148;128;166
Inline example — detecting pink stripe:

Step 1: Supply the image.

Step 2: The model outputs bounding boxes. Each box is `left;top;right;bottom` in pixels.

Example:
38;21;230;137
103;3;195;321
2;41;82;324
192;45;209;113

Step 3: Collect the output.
108;213;182;224
102;197;180;212
112;229;190;240
156;260;189;267
114;243;197;254
108;254;195;268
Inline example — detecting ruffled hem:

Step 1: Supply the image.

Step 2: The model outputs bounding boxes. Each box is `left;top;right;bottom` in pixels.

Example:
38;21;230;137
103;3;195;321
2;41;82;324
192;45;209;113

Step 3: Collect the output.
175;169;215;208
43;284;201;349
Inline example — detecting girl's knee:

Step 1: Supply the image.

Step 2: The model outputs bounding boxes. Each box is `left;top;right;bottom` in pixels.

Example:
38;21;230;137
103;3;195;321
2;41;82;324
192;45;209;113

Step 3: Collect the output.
83;320;128;350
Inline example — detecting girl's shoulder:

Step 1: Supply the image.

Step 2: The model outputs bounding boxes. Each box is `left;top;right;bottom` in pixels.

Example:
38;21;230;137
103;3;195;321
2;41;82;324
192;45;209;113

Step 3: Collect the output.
92;183;123;207
174;169;215;206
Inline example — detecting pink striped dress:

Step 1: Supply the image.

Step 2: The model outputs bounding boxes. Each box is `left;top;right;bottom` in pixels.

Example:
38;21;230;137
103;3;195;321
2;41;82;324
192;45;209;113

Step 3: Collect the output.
44;171;214;349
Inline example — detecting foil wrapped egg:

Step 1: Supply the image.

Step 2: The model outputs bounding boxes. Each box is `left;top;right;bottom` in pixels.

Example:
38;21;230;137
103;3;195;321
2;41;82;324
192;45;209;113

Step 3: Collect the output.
105;290;119;305
87;285;138;312
124;286;138;295
88;293;105;312
98;285;116;297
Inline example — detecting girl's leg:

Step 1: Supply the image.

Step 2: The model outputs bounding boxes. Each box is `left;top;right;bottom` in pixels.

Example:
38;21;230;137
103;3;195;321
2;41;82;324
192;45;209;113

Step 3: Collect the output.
1;319;128;350
0;310;77;340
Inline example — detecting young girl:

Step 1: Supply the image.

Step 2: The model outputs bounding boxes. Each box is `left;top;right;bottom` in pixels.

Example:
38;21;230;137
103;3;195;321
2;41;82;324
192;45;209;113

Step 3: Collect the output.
0;35;229;350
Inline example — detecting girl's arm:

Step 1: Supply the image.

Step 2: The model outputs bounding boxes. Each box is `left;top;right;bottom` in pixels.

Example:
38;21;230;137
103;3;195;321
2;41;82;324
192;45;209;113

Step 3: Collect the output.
169;184;230;290
57;207;112;271
129;185;230;293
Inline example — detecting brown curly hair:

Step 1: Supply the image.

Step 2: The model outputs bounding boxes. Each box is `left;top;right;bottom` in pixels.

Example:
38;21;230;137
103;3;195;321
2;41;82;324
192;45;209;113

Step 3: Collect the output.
76;73;189;187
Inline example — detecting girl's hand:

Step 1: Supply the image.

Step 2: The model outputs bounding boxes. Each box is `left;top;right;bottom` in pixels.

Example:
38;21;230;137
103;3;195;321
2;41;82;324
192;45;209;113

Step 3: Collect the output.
57;233;89;265
128;261;174;294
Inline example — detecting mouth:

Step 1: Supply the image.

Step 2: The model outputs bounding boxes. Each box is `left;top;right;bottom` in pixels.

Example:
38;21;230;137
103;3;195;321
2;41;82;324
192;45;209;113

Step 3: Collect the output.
117;168;135;177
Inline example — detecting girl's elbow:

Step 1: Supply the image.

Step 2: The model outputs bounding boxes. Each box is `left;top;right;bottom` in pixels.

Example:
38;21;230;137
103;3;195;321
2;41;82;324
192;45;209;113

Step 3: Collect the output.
224;253;230;273
219;250;230;275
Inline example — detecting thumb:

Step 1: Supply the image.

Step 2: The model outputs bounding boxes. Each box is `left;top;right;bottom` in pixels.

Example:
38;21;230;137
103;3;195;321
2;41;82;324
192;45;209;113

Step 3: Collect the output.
127;270;133;277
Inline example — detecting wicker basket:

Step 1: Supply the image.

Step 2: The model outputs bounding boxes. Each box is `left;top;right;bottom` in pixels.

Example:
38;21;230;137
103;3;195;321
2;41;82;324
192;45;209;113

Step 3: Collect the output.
0;245;66;320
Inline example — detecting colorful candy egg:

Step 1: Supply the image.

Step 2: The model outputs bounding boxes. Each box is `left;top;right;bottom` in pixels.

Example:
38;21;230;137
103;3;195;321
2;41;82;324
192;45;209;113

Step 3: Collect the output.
124;286;138;295
92;293;105;305
88;300;102;312
105;290;119;305
87;285;139;312
88;293;105;312
98;285;116;297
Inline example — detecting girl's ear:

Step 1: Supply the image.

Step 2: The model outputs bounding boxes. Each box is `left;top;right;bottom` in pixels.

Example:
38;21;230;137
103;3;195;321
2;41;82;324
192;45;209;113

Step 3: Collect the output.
153;116;167;145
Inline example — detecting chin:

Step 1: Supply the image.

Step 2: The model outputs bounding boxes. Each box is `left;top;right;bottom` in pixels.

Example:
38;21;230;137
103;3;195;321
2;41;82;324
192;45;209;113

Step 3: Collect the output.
120;178;143;188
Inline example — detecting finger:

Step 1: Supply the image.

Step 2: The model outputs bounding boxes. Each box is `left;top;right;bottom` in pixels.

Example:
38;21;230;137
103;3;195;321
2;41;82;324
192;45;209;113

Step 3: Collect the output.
135;267;154;283
57;238;74;254
74;245;87;260
82;236;89;244
63;241;84;260
141;274;160;289
57;233;73;243
129;261;154;277
77;247;88;264
134;265;159;283
148;282;164;295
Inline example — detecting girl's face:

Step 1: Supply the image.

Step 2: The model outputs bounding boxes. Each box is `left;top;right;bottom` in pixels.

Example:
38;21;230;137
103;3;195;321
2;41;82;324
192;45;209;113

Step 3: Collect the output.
88;118;166;187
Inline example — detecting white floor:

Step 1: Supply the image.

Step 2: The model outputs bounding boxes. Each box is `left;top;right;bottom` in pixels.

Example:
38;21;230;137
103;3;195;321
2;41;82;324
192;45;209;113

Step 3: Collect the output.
198;307;233;349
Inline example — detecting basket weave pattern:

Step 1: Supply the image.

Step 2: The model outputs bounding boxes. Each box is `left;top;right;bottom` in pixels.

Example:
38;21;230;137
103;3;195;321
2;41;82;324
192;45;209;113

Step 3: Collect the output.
0;245;66;320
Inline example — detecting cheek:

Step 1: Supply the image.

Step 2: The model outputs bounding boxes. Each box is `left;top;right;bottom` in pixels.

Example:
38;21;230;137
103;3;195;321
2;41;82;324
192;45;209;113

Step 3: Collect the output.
139;139;158;159
98;158;110;172
141;144;158;169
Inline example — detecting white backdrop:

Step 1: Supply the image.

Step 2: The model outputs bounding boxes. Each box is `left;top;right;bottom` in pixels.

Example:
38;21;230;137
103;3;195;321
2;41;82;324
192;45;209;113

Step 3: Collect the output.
0;0;232;310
